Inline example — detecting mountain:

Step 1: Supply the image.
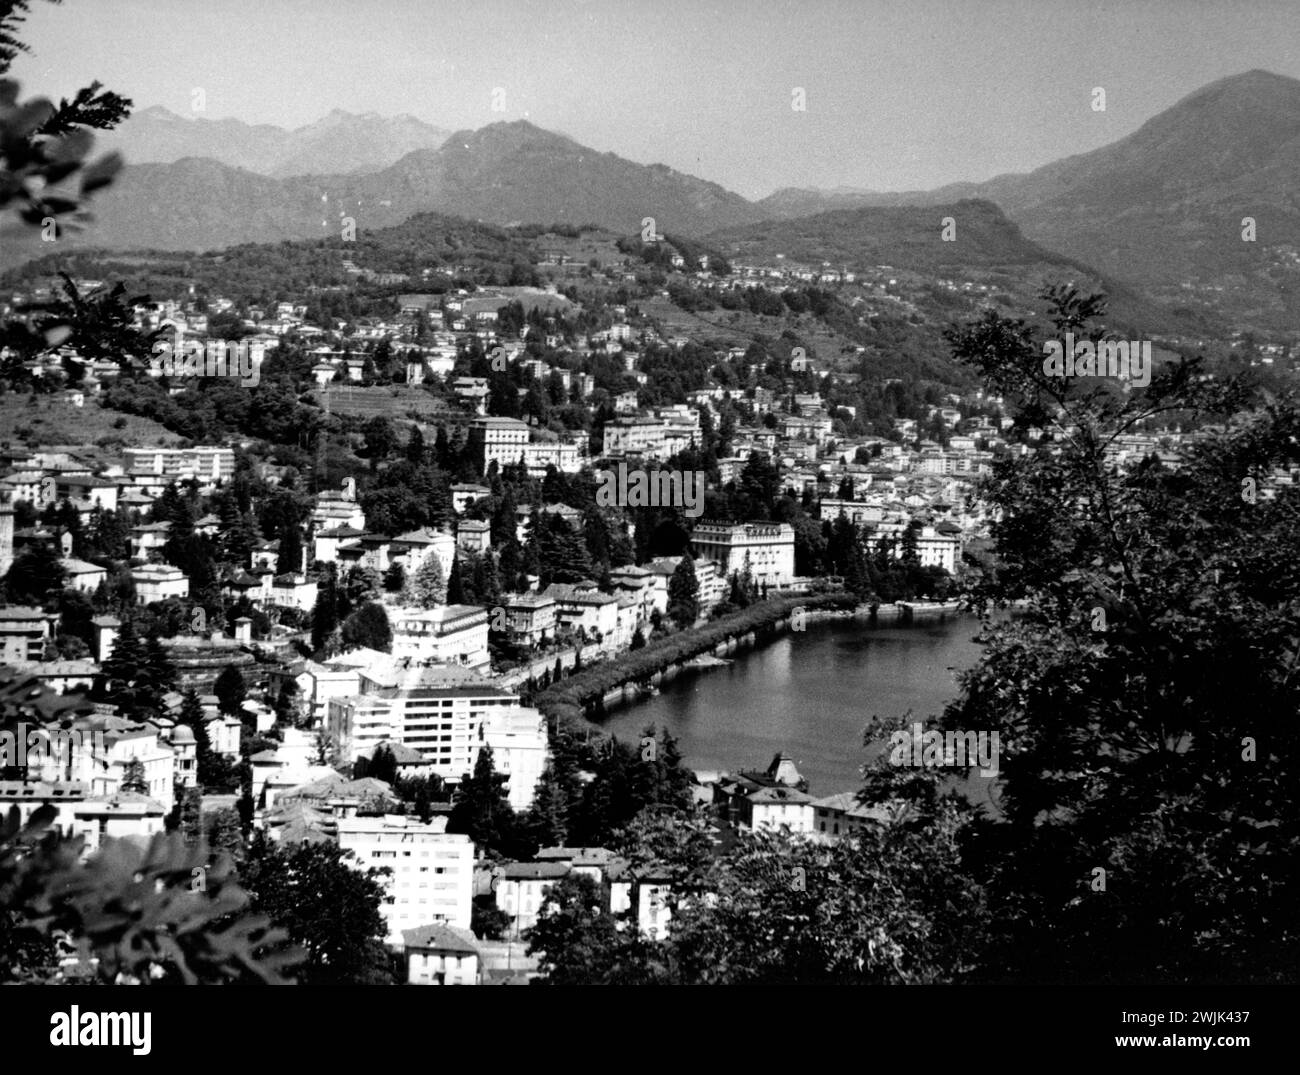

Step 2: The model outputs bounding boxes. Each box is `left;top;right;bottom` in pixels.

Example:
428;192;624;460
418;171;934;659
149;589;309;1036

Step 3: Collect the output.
750;70;1300;327
98;106;453;177
369;121;757;233
21;120;758;259
948;71;1300;290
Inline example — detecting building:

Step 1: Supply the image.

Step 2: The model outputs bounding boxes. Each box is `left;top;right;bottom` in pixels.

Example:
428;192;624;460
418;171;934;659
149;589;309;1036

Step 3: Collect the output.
494;861;571;935
122;447;234;485
810;792;891;839
541;584;619;641
469;416;529;472
908;525;961;574
467;417;582;477
335;812;474;944
389;527;456;578
455;518;490;554
479;704;548;813
327;663;538;792
59;557;108;594
691;521;796;587
503;593;556;648
389;605;490;669
601;417;670;460
131;563;189;604
0;606;57;662
402;924;481;985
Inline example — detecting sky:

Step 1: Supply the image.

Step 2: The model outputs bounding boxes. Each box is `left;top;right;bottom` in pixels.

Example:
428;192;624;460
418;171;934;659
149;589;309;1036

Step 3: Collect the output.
10;0;1300;199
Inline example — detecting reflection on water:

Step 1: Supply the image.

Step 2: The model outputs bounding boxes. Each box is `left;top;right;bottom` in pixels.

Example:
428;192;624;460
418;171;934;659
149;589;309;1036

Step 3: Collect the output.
597;614;994;802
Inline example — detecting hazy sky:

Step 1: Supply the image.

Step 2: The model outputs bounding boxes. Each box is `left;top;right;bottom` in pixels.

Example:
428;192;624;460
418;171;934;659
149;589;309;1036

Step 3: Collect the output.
11;0;1300;199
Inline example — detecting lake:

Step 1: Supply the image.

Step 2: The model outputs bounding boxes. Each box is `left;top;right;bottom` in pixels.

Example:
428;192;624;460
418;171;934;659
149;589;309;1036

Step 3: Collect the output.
597;613;995;803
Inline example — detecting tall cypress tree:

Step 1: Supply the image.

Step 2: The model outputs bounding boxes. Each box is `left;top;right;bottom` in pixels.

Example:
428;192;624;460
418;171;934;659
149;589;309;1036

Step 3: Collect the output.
310;565;340;654
667;557;699;628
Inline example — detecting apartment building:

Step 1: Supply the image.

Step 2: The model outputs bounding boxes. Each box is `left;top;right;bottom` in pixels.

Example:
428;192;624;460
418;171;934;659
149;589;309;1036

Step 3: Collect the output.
335;812;474;944
122;447;235;484
327;664;536;786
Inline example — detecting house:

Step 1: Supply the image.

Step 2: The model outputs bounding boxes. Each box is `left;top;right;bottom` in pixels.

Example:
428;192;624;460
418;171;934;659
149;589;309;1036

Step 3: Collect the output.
131;563;189;604
503;593;556;648
717;754;815;834
455;518;490;554
402;923;481;985
541;584;619;642
270;572;318;611
59;557;107;594
129;521;171;559
810;791;891;839
494;861;571;935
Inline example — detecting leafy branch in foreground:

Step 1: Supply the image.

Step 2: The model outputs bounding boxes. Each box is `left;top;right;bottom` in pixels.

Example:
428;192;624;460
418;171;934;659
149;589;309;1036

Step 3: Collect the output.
0;806;304;983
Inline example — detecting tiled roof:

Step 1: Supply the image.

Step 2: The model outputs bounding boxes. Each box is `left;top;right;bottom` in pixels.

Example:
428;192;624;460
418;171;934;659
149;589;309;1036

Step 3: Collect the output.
401;923;480;954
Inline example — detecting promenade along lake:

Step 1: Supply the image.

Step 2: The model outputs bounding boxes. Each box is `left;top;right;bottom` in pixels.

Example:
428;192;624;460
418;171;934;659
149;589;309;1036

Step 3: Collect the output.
597;613;996;805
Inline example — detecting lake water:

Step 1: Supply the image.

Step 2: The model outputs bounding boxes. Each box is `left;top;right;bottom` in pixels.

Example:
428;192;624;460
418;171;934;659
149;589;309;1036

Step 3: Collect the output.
597;613;994;802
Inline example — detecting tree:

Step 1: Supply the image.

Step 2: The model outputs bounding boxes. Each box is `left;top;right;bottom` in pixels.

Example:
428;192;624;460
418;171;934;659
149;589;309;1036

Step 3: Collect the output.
238;833;394;985
445;552;467;604
527;873;654;984
3;541;64;605
362;415;395;467
365;744;398;786
203;808;244;856
448;746;516;854
120;757;148;795
523;761;570;848
99;615;144;709
341;601;391;653
470;894;511;941
214;665;247;716
310;565;341;654
404;552;446;608
926;283;1300;984
275;522;303;576
666;556;699;628
138;632;176;713
383;560;406;593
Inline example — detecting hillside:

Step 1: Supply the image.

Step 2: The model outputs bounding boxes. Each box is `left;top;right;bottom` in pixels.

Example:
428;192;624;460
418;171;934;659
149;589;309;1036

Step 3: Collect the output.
705;200;1216;337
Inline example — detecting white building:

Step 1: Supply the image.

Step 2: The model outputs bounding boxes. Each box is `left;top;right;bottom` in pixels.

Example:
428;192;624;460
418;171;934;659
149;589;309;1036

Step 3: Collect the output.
131;563;189;604
690;521;796;588
336;813;474;944
389;605;490;669
122;446;234;484
480;705;548;813
328;664;543;803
